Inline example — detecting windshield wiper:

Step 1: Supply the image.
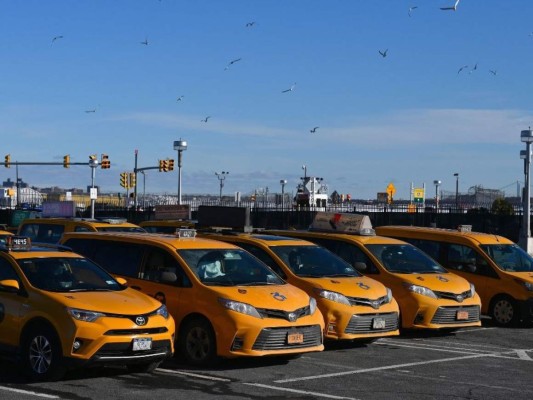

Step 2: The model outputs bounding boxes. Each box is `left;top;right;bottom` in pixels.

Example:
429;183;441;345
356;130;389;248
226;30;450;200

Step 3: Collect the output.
324;273;358;277
238;281;278;286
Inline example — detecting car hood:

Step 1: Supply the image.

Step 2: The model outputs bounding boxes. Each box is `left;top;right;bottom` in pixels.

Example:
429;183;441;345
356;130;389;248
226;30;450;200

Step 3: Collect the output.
400;273;471;293
301;276;387;298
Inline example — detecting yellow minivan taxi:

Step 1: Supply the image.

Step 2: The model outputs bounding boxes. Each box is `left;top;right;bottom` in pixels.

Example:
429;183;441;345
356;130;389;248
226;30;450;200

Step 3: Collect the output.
197;230;400;341
60;230;325;366
0;236;175;381
267;213;482;331
18;217;145;244
375;225;533;326
139;220;195;234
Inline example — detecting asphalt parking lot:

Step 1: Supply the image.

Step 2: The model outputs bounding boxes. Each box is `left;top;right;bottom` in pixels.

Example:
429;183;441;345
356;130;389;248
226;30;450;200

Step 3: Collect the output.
1;319;532;400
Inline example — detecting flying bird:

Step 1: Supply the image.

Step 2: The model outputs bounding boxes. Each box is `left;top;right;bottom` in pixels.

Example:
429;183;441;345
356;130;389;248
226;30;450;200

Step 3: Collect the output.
469;63;478;74
140;37;149;45
310;127;319;133
85;109;96;113
378;49;388;58
440;0;460;11
408;6;418;17
457;65;468;74
282;83;296;93
245;22;256;27
51;35;63;44
489;69;497;75
224;58;242;70
176;95;184;102
201;116;211;122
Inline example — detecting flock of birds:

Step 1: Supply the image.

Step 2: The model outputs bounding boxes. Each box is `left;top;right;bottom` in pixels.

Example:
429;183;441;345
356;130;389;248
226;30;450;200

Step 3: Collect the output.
49;0;497;135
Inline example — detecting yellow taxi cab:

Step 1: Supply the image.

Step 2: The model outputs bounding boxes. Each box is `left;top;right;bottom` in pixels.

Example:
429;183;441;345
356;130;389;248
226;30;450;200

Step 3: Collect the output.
197;228;400;341
60;229;325;366
139;220;195;234
0;236;175;381
18;217;145;244
267;212;482;331
375;225;533;326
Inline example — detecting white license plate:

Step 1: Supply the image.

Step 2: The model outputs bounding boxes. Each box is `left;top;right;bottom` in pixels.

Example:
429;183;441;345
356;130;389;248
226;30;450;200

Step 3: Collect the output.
132;338;152;351
287;332;304;344
456;311;469;321
372;317;386;330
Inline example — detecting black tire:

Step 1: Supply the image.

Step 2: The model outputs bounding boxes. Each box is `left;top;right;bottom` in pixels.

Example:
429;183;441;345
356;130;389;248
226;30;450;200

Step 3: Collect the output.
179;318;217;367
21;325;66;381
126;360;162;374
491;296;519;327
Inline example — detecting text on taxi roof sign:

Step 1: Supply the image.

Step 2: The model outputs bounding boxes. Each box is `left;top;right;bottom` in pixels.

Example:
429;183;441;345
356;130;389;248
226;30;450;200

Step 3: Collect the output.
309;212;374;235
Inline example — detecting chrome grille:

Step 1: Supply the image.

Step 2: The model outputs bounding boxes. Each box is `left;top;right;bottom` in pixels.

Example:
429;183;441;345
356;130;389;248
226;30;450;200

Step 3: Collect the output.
430;306;480;324
347;294;390;309
252;325;322;350
433;289;472;302
345;312;399;334
255;305;309;321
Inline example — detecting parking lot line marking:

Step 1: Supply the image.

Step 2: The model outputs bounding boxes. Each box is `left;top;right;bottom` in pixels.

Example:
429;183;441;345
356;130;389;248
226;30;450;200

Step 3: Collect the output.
375;340;492;355
0;386;59;398
514;350;533;361
243;382;359;400
156;368;232;382
274;353;489;383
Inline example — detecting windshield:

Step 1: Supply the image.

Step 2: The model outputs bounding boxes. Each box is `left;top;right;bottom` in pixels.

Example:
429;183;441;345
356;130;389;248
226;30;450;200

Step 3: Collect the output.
480;244;533;272
18;257;124;292
366;244;448;274
270;245;361;278
178;248;285;286
96;227;146;232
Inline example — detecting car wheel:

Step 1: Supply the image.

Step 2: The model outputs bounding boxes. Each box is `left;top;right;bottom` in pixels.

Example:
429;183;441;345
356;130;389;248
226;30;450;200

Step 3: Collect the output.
22;325;66;381
126;360;162;374
491;296;518;327
179;318;217;366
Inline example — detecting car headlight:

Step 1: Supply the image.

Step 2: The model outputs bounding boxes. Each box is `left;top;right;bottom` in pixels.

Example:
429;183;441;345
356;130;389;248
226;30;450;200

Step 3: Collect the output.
515;279;533;292
218;298;262;318
403;283;438;299
314;289;351;306
469;283;476;297
309;296;318;314
154;304;170;319
67;307;105;322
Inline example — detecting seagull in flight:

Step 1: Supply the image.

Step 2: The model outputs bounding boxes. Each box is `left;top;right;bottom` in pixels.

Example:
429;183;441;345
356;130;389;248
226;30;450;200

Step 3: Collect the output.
310;127;319;133
469;63;478;74
378;49;388;58
408;6;418;17
140;37;149;45
224;58;242;70
245;21;256;27
85;109;96;113
176;95;184;102
440;0;460;11
201;116;211;122
282;83;296;93
51;35;63;44
457;65;468;74
489;69;497;75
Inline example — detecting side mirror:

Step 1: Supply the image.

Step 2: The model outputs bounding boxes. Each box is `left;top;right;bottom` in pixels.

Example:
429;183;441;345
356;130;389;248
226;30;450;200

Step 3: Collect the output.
160;271;178;283
0;279;20;293
115;277;128;286
353;262;368;272
465;264;477;273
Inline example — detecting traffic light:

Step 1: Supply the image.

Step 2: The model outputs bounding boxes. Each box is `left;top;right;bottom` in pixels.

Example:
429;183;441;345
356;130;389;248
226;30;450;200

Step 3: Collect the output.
129;172;136;188
159;159;165;172
4;154;10;168
167;159;174;171
63;154;70;168
120;172;128;188
101;154;110;169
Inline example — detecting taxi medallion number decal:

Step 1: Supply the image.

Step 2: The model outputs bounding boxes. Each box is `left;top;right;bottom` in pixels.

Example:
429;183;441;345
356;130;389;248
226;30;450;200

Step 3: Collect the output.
372;317;386;330
132;337;152;351
456;310;469;320
287;332;304;344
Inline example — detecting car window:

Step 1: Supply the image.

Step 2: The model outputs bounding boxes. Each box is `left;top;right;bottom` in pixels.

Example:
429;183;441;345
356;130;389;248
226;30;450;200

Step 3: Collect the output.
20;224;65;244
0;256;20;283
142;247;192;287
236;243;287;279
312;237;379;274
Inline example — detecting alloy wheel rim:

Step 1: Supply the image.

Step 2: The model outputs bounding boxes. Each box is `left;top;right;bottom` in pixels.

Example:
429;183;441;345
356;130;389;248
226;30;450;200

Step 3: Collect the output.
186;327;210;361
494;300;513;324
29;335;52;374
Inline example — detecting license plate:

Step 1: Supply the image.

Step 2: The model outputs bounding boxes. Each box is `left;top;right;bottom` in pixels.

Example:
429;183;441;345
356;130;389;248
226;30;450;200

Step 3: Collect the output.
287;332;304;344
456;311;469;320
132;337;152;351
372;317;386;330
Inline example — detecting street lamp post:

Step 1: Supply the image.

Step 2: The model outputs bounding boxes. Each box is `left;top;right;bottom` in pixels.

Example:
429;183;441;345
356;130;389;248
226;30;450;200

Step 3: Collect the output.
280;179;287;209
433;180;441;212
453;173;459;210
215;171;229;203
174;139;187;205
302;165;307;179
89;155;99;219
520;128;533;253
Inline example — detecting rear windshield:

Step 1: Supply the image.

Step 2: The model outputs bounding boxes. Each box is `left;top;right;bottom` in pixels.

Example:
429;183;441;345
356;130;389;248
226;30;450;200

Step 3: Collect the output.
178;248;284;286
18;257;123;292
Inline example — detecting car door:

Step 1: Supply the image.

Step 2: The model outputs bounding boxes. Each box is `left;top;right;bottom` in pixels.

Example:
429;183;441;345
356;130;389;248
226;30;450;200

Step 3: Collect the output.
0;256;24;350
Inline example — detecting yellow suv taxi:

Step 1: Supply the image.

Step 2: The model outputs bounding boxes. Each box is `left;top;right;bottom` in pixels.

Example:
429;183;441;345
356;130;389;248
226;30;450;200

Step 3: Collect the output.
375;225;533;326
60;229;325;366
197;229;400;341
267;213;482;331
0;236;175;381
18;217;145;244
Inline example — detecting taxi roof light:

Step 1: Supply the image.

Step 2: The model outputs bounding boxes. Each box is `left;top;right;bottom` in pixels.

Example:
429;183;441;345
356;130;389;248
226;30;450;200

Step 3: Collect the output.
98;218;128;225
457;225;472;233
5;236;32;251
309;212;375;236
176;228;197;238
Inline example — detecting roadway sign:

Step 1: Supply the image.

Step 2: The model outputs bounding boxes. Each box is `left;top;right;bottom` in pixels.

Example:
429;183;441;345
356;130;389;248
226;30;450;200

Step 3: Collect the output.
413;187;424;203
386;183;396;204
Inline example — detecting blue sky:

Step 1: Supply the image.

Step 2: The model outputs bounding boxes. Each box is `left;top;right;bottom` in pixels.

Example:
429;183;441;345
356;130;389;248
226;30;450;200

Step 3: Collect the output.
2;0;533;200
